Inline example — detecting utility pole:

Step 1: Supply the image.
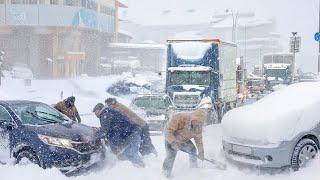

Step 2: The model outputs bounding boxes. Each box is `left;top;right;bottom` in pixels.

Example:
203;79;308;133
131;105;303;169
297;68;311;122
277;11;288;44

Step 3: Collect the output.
0;51;4;87
292;32;298;83
318;0;320;74
244;24;247;70
226;9;238;43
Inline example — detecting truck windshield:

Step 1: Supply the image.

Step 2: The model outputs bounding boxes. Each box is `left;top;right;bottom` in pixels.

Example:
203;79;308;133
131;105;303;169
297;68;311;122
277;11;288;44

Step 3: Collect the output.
266;69;288;79
134;96;170;109
11;103;70;125
169;71;210;86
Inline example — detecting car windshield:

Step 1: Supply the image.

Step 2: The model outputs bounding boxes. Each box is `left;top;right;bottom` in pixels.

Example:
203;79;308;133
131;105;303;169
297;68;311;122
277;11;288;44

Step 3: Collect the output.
169;71;211;86
133;96;170;109
11;103;70;125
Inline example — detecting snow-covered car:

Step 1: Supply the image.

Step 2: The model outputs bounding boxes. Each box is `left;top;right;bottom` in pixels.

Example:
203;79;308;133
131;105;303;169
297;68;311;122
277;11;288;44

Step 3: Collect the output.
222;82;320;170
12;65;34;79
106;80;151;96
131;94;175;133
299;72;317;82
0;100;105;175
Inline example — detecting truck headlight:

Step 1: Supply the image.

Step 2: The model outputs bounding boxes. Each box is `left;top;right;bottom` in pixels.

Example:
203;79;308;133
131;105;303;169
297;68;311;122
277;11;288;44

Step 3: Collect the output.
38;135;73;149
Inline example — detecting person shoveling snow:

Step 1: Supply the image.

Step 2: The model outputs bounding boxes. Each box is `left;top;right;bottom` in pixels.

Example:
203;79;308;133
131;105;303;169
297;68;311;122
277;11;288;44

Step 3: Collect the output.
162;107;207;177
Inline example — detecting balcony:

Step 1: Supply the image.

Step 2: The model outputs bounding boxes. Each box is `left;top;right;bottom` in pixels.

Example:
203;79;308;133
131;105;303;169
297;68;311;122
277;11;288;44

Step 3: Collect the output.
0;4;115;33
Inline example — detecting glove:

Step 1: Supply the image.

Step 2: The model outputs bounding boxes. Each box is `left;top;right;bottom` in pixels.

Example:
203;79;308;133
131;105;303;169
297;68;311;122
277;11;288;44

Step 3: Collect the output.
171;142;181;151
198;152;205;161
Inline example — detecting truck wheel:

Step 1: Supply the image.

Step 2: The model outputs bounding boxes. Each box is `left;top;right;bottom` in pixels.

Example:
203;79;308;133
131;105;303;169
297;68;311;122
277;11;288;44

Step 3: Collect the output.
15;150;41;167
291;138;318;171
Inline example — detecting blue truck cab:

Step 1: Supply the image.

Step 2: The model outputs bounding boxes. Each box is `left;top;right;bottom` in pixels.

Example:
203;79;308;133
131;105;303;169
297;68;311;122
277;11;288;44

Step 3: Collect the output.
0;100;105;175
166;39;238;123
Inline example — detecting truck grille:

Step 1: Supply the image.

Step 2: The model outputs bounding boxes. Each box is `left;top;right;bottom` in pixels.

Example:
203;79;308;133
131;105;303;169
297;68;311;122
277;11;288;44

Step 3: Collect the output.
174;94;200;108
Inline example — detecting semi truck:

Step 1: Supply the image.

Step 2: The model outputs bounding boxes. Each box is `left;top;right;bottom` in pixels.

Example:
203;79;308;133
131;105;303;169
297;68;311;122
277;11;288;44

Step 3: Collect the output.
262;53;295;86
165;39;238;123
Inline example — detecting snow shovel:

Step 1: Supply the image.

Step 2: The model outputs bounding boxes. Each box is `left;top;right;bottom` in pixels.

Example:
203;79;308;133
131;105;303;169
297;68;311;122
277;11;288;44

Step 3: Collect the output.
181;150;227;170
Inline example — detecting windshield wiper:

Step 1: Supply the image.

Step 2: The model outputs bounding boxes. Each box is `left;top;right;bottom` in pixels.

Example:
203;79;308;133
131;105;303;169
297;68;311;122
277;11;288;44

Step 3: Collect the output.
26;111;59;124
35;111;68;121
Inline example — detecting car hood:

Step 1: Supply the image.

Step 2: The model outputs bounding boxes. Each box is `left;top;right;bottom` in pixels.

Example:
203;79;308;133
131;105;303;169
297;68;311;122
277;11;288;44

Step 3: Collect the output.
25;122;98;142
222;82;320;145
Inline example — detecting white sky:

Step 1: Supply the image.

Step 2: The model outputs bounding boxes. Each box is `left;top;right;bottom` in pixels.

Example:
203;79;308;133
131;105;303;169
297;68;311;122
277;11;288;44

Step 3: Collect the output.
120;0;319;72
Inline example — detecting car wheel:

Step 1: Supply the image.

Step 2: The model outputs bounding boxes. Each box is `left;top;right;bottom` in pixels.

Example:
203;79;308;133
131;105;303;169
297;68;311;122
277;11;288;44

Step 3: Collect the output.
291;138;318;171
15;150;41;167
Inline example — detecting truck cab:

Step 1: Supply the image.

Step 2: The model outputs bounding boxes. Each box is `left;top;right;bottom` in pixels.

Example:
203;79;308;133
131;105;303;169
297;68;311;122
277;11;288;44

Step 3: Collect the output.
166;39;237;123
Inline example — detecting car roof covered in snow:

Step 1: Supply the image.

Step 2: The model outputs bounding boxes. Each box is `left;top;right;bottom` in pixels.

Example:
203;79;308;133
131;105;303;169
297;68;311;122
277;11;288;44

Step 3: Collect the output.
222;82;320;145
0;100;44;106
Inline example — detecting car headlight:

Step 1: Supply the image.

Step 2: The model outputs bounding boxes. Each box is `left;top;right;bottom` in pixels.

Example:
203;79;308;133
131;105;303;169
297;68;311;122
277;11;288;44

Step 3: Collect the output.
38;135;73;149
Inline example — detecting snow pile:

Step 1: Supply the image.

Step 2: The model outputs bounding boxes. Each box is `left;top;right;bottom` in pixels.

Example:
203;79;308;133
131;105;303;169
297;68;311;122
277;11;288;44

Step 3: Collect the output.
171;42;211;60
222;82;320;145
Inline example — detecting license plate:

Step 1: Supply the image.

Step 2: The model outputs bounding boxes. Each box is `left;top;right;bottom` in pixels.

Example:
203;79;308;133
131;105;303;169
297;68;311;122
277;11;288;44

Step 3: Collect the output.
232;145;252;155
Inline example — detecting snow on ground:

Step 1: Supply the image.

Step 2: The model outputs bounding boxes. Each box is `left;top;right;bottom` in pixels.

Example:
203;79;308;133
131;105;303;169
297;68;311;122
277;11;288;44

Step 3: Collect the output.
1;76;320;180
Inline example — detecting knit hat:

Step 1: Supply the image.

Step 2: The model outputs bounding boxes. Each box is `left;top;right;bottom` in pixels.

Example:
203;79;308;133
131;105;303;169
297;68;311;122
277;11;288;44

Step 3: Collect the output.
92;103;104;112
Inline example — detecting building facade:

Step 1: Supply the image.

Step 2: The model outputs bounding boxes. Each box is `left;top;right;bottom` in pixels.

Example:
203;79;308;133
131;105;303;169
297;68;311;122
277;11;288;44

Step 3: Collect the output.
0;0;126;78
121;12;283;72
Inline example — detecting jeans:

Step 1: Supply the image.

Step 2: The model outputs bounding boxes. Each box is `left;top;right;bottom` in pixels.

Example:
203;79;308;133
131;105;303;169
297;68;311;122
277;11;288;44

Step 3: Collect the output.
120;132;145;168
139;124;157;156
162;140;198;176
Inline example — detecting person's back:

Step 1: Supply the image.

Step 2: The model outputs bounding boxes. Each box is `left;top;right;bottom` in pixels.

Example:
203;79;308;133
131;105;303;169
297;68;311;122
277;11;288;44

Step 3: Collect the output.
106;99;146;127
99;107;140;152
105;98;157;156
96;105;145;167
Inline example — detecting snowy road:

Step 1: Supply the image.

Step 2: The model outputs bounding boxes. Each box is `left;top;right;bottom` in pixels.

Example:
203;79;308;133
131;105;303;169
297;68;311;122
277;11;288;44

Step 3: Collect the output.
0;76;320;180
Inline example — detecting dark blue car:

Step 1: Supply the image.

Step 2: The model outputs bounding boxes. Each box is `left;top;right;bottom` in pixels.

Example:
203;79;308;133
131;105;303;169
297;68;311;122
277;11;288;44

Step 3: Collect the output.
0;100;105;175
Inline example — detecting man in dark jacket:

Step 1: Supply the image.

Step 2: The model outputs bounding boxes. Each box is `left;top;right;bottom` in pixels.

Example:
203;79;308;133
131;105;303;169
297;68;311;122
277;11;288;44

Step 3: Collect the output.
105;98;157;156
93;103;145;168
54;96;81;123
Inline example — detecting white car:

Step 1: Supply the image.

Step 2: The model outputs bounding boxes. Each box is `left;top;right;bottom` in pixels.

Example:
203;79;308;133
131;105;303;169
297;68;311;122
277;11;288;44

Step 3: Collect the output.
222;82;320;170
12;66;33;79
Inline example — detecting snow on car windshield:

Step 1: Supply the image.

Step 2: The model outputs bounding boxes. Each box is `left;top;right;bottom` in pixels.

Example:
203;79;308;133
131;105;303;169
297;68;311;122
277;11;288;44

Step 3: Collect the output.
222;82;320;145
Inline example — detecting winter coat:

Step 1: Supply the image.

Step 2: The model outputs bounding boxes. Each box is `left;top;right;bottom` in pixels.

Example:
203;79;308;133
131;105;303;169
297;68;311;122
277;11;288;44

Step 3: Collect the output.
54;101;81;123
165;109;207;154
99;107;141;154
109;102;146;127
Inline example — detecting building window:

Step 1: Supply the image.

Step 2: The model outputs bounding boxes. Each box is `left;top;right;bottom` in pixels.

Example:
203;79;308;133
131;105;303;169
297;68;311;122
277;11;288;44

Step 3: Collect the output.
81;0;97;11
11;0;37;4
50;0;58;4
100;5;115;16
64;0;79;6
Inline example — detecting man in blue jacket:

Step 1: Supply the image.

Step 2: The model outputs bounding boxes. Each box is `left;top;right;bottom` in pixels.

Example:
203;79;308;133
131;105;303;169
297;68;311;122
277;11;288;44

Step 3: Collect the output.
93;103;145;168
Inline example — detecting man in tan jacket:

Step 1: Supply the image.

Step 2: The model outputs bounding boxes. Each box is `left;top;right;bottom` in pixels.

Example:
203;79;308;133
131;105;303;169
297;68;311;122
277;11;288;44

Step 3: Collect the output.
162;109;207;177
54;96;81;123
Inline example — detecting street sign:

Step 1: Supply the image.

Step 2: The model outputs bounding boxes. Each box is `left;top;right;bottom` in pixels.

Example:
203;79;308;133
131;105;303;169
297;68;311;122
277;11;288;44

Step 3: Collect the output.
290;36;301;53
315;32;320;41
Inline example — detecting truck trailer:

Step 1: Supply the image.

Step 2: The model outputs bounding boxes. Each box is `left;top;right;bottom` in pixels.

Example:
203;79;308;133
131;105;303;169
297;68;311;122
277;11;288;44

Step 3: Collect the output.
165;39;237;123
